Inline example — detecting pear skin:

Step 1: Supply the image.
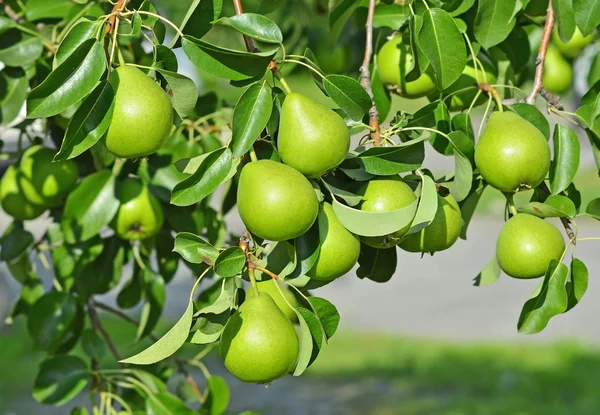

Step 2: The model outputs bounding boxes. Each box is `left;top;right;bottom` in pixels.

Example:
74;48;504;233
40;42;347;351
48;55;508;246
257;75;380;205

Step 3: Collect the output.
543;46;573;94
0;165;46;221
278;93;350;178
246;280;298;322
237;160;318;241
220;293;299;383
112;178;164;240
106;66;173;158
475;112;550;193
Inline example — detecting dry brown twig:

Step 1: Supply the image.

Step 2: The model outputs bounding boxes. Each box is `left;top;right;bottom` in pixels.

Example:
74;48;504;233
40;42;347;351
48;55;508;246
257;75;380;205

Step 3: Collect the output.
359;0;382;146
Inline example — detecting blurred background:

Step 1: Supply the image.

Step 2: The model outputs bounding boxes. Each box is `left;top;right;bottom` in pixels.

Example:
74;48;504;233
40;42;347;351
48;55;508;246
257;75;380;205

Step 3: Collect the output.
2;1;600;414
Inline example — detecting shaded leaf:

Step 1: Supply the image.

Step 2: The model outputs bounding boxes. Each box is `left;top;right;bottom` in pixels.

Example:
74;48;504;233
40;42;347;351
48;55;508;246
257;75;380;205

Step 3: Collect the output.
323;75;371;121
214;247;246;278
33;356;89;405
173;233;219;265
550;124;580;195
215;13;282;43
230;81;273;158
356;245;397;283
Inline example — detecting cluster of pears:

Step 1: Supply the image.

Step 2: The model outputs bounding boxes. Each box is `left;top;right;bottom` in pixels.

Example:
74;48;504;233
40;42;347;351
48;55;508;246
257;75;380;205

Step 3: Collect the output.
377;36;497;111
105;66;174;158
543;28;594;94
475;110;565;278
0;145;78;221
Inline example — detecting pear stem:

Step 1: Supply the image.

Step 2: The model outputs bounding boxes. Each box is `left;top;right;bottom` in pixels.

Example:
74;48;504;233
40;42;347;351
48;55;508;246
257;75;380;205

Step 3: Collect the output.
249;146;258;162
359;0;381;147
248;267;260;297
117;46;126;67
505;193;518;217
273;70;293;94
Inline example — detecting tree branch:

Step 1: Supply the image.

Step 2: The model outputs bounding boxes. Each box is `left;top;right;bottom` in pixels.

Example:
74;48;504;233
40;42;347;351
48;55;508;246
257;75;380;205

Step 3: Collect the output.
233;0;257;52
526;3;555;105
105;0;128;35
359;0;381;146
87;300;122;362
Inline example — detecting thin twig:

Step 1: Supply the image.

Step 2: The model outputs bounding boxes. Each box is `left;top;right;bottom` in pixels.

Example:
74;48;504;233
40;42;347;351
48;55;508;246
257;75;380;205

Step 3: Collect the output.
539;182;576;242
232;0;257;52
88;300;122;362
105;0;128;35
526;3;555;105
4;5;24;23
359;0;381;146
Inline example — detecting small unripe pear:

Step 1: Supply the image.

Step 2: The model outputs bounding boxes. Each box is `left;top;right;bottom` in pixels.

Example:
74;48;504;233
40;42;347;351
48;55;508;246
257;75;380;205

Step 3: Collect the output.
377;37;436;98
496;214;565;279
475;111;550;193
0;165;46;221
237;160;319;241
552;28;594;58
105;66;173;158
112;178;164;240
399;194;461;253
543;46;573;94
220;293;299;383
308;203;361;282
278;93;350;178
357;176;417;249
441;60;497;111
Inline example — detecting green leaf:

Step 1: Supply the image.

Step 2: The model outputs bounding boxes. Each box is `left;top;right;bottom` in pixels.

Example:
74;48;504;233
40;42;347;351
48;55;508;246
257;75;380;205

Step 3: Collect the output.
146;392;197;415
0;16;15;34
517;195;577;218
26;0;76;20
566;257;588;312
203;375;230;415
171;148;233;206
215;13;282;43
356;245;397;283
189;313;228;344
0;223;33;262
117;266;143;309
155;68;198;119
296;307;324;366
585;197;600;219
137;269;166;341
473;254;501;286
61;170;119;243
323;181;362;206
328;0;362;46
10;273;44;317
33;355;89;405
307;297;340;339
27;39;106;118
373;4;407;29
357;139;426;175
0;29;43;67
54;18;100;68
0;67;28;125
418;8;467;89
214;247;246;278
81;329;108;361
550;125;580;195
474;0;517;48
448;132;473;202
121;297;194;365
332;195;417;237
510;104;550;140
573;0;600;35
553;0;576;41
518;260;569;334
54;81;115;160
195;278;235;316
230;81;273;158
182;36;275;81
459;179;485;239
406;175;438;235
76;236;125;297
176;0;223;46
323;75;372;121
173;233;219;265
292;307;315;376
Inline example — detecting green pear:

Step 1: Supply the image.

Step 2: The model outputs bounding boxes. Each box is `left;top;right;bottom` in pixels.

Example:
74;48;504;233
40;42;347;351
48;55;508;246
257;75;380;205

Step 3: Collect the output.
246;280;298;322
588;52;600;87
0;165;46;221
399;194;462;253
553;27;594;58
377;37;437;98
475;111;550;193
307;203;360;282
105;66;173;158
524;0;549;16
441;59;497;111
220;293;299;383
237;160;319;241
496;214;565;279
314;42;352;74
278;93;350;178
112;178;164;240
18;145;79;207
543;46;573;94
357;176;417;249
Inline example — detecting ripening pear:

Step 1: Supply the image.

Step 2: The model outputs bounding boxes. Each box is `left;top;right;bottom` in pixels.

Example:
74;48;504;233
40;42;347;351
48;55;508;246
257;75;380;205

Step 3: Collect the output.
237;160;318;241
475;112;550;193
18;145;79;207
496;214;565;279
441;59;497;111
220;293;299;383
0;165;46;221
543;46;573;94
246;280;299;322
105;66;173;158
357;176;417;249
278;93;350;178
307;203;361;282
553;27;594;58
399;194;462;254
112;178;164;240
377;37;436;98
